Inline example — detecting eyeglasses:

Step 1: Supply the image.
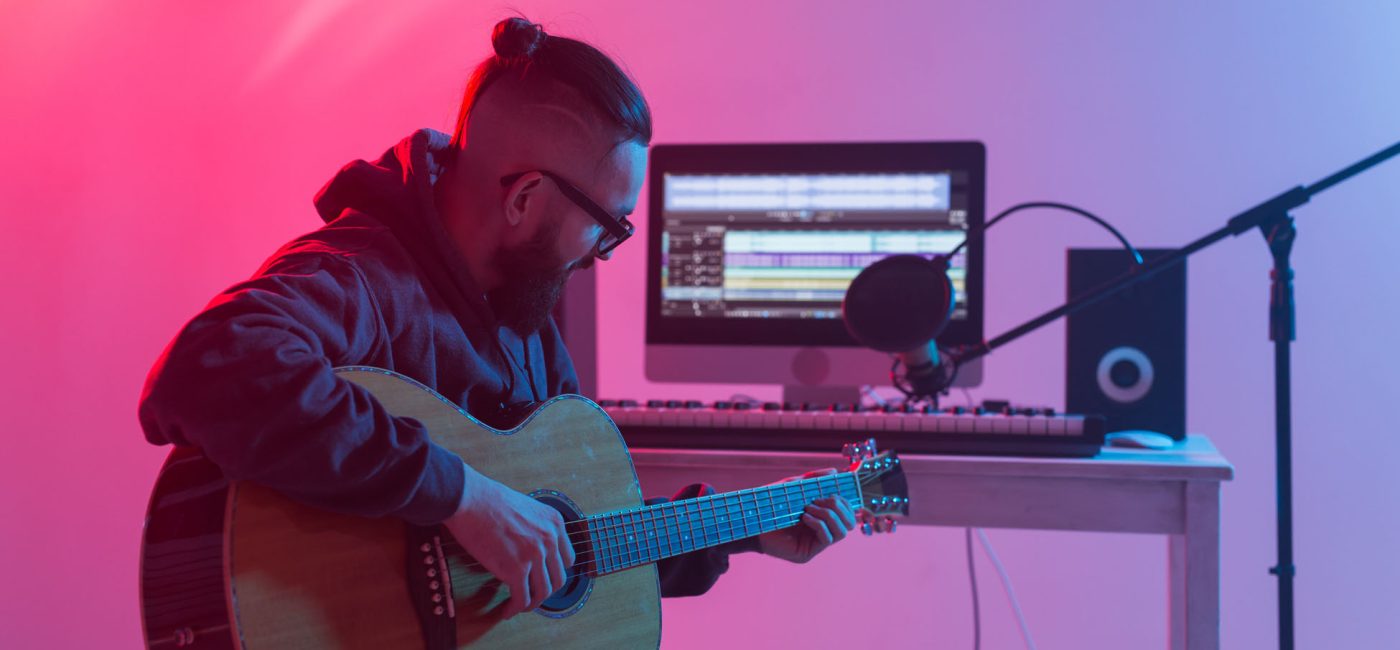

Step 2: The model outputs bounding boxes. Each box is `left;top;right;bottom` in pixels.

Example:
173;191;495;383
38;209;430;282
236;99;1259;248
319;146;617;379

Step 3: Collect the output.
499;170;635;256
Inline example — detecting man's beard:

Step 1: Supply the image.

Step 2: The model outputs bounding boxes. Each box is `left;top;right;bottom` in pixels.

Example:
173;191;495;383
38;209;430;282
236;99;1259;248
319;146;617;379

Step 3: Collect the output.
487;222;574;335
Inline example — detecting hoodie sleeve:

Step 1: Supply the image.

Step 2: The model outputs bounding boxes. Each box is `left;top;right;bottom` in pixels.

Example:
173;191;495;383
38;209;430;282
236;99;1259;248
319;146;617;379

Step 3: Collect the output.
138;250;465;525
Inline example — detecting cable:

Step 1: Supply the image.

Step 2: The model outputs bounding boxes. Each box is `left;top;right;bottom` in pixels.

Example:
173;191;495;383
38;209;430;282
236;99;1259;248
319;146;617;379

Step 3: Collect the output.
948;201;1144;265
860;384;888;408
967;527;981;650
975;528;1038;650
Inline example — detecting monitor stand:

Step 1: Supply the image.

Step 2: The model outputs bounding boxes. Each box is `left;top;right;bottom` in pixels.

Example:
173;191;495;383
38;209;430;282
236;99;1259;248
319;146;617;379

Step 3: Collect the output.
782;385;861;408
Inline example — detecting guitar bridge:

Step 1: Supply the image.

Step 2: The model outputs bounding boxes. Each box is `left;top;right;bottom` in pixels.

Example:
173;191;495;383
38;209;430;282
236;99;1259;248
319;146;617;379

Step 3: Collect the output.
430;535;456;619
405;525;458;649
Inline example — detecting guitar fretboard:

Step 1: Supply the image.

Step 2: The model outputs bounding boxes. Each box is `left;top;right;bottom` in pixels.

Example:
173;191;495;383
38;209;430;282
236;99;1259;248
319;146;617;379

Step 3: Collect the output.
583;473;861;575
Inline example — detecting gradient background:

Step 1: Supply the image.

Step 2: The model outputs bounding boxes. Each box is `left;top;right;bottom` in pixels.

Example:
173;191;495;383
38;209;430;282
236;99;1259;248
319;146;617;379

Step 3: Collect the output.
3;1;1398;647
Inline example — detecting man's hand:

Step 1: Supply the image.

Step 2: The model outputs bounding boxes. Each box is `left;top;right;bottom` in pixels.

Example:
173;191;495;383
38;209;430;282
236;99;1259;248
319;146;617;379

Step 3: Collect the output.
442;463;575;618
755;468;860;564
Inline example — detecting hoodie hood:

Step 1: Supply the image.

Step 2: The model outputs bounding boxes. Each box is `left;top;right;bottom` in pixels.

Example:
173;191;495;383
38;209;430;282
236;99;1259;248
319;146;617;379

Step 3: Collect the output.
312;129;498;335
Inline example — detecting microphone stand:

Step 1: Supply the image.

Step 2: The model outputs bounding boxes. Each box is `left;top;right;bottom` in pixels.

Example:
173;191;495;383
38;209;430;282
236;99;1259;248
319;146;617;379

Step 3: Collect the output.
943;140;1400;650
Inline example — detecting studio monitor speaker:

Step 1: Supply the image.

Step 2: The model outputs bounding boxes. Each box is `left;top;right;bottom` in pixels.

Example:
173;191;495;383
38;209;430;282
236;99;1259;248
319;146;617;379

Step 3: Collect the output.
1066;248;1186;440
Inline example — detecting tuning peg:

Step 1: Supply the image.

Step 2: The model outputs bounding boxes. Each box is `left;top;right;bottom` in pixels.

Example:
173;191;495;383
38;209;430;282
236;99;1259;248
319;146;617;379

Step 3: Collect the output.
883;516;897;534
842;438;879;464
861;521;874;536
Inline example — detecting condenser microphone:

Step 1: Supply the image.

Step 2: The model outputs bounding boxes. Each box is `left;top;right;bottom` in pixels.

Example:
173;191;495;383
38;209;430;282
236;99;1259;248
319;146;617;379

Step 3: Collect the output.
842;254;957;398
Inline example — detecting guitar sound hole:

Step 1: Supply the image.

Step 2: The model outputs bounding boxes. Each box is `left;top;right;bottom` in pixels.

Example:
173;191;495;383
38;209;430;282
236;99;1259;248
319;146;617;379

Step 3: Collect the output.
530;490;594;618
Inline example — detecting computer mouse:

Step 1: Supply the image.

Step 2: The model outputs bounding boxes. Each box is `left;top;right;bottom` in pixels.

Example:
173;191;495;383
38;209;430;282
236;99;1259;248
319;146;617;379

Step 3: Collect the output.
1105;430;1177;450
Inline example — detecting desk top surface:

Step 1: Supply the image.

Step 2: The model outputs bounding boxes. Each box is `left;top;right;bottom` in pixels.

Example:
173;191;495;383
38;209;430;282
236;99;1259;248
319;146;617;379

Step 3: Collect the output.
631;433;1234;482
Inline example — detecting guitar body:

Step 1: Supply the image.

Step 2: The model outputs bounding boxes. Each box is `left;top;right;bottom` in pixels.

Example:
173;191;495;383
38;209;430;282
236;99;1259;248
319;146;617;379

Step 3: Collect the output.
140;367;660;649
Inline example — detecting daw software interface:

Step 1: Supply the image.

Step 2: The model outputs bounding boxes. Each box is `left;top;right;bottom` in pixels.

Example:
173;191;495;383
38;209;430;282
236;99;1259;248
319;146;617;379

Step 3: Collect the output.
658;171;972;323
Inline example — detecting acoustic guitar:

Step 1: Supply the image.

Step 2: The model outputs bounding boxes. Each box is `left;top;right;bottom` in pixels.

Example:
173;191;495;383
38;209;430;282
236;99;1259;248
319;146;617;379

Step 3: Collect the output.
140;367;909;649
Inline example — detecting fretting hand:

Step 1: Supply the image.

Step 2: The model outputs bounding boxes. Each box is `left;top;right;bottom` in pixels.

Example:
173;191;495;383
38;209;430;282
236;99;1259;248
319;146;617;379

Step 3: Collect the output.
755;468;866;564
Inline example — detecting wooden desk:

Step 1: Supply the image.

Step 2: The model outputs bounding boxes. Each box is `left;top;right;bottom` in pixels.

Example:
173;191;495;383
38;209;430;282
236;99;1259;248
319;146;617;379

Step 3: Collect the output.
630;434;1233;650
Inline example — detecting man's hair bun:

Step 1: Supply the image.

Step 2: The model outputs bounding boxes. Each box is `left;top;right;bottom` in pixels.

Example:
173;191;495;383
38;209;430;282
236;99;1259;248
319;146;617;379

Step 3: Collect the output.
452;15;652;149
492;17;546;59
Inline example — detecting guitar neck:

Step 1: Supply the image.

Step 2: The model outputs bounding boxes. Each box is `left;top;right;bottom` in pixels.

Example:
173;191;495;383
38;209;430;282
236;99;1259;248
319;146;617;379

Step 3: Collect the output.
581;472;862;575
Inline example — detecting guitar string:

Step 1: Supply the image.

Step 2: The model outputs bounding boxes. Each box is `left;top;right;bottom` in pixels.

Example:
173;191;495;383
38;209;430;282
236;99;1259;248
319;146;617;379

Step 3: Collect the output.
427;474;878;576
440;485;863;548
436;495;868;577
439;491;863;560
443;508;849;581
572;481;861;540
442;494;864;568
466;473;865;543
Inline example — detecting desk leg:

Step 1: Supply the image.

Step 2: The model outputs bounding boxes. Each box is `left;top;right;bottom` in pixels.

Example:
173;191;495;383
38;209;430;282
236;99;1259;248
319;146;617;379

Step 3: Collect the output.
1169;481;1221;650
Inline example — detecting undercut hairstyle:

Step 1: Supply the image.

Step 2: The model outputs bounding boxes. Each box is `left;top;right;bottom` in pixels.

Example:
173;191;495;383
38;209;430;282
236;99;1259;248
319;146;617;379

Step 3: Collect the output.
450;17;652;148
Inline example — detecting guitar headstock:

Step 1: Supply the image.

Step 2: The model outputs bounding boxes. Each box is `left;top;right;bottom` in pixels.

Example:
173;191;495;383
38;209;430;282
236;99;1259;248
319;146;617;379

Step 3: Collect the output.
844;438;910;517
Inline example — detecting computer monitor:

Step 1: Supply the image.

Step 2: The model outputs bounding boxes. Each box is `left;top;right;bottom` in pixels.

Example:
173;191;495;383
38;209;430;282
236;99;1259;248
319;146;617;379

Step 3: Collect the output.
644;141;985;400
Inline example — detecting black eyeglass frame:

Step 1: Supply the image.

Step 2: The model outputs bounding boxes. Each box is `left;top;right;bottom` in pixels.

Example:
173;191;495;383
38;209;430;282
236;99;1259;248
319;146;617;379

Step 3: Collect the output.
499;170;634;256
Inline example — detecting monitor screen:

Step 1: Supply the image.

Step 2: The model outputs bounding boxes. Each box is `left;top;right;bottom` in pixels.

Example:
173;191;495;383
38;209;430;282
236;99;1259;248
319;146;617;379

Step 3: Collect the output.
646;142;984;353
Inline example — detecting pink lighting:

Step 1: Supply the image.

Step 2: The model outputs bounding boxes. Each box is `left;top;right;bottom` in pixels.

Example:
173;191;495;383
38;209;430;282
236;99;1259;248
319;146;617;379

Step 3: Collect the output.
2;2;1398;648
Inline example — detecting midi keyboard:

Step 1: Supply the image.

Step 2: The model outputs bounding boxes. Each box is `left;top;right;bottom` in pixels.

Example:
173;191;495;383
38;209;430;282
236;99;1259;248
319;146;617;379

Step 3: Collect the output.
600;400;1107;458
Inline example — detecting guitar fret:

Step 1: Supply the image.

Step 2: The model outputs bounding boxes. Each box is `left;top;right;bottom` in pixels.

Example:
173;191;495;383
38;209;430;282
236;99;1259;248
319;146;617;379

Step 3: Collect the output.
712;494;727;544
594;515;609;574
703;496;718;547
692;497;706;548
671;502;683;557
715;494;731;544
659;506;669;558
685;501;699;553
770;485;783;532
618;511;632;570
720;493;741;543
644;505;660;563
715;496;730;545
746;490;761;538
729;494;746;542
591;518;606;575
642;506;655;564
621;513;633;568
634;510;646;566
771;484;785;529
786;482;803;522
692;498;705;549
626;511;640;568
734;494;748;541
602;512;624;572
738;490;752;541
616;512;630;570
661;505;674;559
606;513;621;573
592;515;604;574
633;509;646;567
660;502;676;560
585;519;599;574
